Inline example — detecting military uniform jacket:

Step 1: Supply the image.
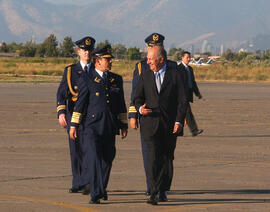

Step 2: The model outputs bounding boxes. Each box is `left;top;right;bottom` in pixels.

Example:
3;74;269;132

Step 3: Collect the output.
178;63;201;103
56;62;95;124
129;59;177;119
70;69;128;136
134;61;187;138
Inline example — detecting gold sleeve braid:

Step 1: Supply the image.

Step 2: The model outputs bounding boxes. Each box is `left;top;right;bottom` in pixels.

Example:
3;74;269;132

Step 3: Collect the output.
128;106;137;113
57;105;66;112
67;66;78;102
71;112;82;124
119;113;128;124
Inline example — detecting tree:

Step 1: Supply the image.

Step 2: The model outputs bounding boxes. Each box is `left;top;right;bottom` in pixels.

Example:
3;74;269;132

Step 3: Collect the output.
59;36;74;57
112;43;127;59
222;49;235;61
0;42;9;52
19;41;37;57
127;47;141;60
96;40;111;49
42;34;58;57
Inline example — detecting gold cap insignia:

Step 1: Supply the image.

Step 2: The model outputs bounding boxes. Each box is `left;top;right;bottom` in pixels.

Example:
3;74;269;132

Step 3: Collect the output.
96;92;100;96
153;34;159;41
94;77;101;83
85;38;91;46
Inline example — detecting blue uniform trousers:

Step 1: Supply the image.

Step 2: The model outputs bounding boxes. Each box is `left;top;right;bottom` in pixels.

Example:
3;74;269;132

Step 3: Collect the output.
84;129;116;199
67;125;89;189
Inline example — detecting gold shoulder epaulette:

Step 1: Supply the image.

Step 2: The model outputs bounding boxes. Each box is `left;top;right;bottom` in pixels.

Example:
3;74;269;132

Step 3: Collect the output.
138;62;142;76
67;66;78;101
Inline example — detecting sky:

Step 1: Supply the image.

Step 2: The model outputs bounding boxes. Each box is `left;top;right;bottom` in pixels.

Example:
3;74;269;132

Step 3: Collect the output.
43;0;98;5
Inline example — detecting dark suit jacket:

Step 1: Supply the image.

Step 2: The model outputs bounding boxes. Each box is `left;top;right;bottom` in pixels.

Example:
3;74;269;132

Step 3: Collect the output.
178;63;201;103
134;61;187;138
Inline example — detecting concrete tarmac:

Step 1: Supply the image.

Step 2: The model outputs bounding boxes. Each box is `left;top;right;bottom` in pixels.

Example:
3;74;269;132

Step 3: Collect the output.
0;81;270;212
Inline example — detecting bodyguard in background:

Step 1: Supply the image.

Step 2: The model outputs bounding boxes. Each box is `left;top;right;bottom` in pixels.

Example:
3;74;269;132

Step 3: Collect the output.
134;46;187;205
178;51;203;136
69;45;128;204
56;36;95;193
129;33;177;195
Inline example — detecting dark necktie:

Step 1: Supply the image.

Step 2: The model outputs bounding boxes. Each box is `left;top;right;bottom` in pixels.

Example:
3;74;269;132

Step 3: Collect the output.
155;72;161;93
84;65;88;73
186;66;192;88
103;71;108;85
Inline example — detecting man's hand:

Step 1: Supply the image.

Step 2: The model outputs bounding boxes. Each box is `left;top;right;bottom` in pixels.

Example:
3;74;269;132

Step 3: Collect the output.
58;113;67;127
140;104;152;116
69;127;77;140
173;123;182;134
121;128;128;139
130;118;138;129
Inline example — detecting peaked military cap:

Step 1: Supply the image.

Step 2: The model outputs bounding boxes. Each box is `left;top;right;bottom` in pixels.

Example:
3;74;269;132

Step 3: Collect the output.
144;33;165;46
91;44;114;59
75;36;95;50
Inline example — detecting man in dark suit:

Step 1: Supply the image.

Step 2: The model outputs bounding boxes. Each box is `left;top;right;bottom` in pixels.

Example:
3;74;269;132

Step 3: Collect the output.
178;51;203;136
56;36;95;194
69;45;128;204
129;33;178;196
134;46;187;205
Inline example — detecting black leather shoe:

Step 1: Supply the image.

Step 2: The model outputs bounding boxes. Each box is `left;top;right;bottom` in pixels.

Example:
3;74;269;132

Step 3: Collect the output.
145;190;150;196
82;184;90;195
192;129;203;136
89;197;101;204
158;191;168;202
147;194;158;205
69;188;79;193
103;190;108;200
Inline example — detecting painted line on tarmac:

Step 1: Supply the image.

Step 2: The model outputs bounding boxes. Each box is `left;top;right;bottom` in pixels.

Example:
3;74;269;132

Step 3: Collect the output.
0;194;99;212
154;203;221;212
154;199;270;212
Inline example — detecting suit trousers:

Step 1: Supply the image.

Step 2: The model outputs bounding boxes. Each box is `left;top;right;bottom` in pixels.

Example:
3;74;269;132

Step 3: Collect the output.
186;103;198;133
139;124;150;192
143;123;177;195
83;129;116;199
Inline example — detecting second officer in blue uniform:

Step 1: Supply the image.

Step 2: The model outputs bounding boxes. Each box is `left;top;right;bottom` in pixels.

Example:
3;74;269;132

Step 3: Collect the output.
69;45;128;204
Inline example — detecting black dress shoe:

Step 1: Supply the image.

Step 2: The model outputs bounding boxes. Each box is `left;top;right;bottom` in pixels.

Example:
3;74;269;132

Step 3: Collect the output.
69;188;79;193
103;191;108;200
89;197;101;204
147;194;158;205
158;191;168;202
145;190;150;196
192;129;203;136
82;184;90;195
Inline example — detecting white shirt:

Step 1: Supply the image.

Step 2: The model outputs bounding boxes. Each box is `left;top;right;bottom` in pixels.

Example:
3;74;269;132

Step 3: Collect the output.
80;61;91;72
95;69;105;78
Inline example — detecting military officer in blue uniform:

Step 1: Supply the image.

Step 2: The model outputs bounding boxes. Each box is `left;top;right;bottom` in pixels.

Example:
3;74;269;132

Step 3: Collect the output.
56;36;95;193
128;33;177;201
69;45;128;204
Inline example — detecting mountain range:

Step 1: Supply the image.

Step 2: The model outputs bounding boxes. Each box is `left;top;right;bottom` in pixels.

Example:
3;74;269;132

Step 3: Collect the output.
1;0;270;50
